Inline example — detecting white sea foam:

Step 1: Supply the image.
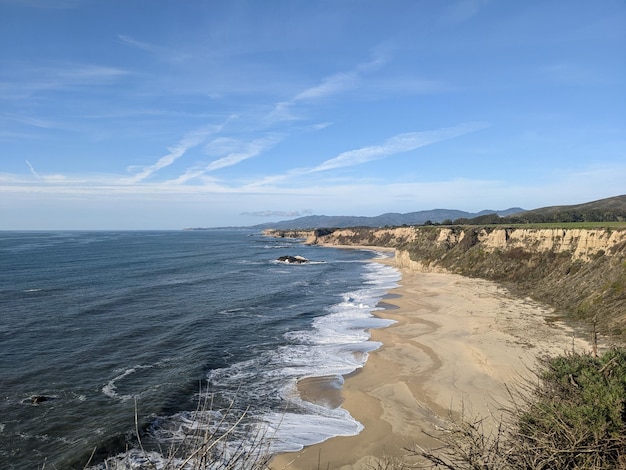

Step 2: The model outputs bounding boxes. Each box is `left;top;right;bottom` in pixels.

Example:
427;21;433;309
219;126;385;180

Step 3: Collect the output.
102;364;156;401
201;261;400;453
102;368;138;401
264;406;364;453
99;260;401;466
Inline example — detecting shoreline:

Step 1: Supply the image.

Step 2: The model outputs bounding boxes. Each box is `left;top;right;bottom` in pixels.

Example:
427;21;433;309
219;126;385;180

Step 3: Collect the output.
271;248;594;469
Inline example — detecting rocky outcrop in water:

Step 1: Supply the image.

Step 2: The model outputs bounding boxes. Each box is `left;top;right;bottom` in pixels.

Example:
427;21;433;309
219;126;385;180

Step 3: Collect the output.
277;255;309;264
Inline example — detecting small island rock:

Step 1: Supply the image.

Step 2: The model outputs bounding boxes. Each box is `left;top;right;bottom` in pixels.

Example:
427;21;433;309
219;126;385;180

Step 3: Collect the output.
277;255;309;264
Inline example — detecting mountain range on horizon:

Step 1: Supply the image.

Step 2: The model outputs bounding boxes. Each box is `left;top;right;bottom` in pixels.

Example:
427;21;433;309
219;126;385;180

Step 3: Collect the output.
248;207;525;230
247;195;626;230
183;195;626;231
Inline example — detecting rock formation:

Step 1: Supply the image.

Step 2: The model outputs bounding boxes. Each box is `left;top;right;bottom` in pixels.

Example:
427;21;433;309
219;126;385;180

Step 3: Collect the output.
277;255;309;264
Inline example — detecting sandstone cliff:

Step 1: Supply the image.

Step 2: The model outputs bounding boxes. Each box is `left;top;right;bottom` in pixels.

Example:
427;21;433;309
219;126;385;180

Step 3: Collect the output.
264;226;626;342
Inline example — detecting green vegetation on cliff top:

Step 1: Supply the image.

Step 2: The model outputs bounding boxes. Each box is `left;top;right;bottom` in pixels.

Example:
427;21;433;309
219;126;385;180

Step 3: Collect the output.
429;221;626;229
455;194;626;226
420;347;626;469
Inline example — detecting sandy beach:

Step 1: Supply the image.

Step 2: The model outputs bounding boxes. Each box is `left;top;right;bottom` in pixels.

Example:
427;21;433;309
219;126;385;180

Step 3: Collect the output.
271;250;594;469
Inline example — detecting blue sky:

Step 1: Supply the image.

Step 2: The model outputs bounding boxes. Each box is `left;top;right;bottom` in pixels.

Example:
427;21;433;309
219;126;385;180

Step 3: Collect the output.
1;0;624;229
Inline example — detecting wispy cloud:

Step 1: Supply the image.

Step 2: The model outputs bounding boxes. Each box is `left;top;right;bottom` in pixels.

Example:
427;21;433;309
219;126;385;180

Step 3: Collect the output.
125;124;225;184
23;160;69;184
203;136;279;172
3;113;58;129
441;0;491;25
118;34;155;52
311;123;488;172
540;62;603;85
117;34;189;62
270;53;389;121
311;122;333;131
25;160;41;179
292;72;356;102
168;135;281;184
2;63;129;99
248;122;489;187
2;163;625;224
51;64;128;83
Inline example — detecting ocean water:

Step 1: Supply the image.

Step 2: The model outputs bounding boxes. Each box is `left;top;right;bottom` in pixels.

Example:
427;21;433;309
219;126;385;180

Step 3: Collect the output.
0;230;400;469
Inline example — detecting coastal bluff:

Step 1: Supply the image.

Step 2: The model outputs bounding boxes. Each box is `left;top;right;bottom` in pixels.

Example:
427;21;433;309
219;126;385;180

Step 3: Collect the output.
264;226;626;341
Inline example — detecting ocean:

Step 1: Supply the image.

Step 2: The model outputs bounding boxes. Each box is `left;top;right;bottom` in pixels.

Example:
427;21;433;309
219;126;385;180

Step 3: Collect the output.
0;230;400;469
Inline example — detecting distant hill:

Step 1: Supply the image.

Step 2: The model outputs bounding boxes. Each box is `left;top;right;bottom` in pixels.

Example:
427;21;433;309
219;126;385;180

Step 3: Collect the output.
251;207;524;230
457;195;626;225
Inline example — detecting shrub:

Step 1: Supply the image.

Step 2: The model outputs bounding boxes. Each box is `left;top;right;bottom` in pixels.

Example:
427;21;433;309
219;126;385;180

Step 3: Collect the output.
416;348;626;469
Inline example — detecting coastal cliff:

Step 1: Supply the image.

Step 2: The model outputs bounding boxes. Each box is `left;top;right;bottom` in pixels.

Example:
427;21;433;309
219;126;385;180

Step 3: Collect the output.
264;226;626;341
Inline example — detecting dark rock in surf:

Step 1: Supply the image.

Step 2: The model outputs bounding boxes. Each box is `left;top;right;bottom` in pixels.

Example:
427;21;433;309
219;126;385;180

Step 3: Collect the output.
277;255;309;264
24;395;53;405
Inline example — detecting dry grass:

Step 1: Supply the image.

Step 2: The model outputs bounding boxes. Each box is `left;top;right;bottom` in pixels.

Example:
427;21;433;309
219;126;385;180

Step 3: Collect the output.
90;390;273;470
412;348;626;470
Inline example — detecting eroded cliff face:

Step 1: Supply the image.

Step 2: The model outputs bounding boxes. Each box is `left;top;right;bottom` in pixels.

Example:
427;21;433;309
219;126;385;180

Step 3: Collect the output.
265;230;318;244
264;226;626;261
475;228;626;261
264;226;626;341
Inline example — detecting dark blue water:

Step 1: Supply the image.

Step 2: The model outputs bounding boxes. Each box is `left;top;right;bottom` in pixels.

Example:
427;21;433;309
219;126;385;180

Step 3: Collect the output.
0;230;399;469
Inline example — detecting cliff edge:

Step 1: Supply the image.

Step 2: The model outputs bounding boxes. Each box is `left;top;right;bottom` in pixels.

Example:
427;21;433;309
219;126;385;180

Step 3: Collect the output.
265;226;626;342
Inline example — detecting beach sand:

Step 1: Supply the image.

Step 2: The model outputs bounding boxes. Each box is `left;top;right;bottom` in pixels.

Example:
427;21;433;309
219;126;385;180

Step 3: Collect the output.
271;252;594;469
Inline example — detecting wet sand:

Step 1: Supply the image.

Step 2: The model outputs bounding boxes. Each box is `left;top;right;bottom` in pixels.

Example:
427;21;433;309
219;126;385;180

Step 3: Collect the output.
271;251;593;469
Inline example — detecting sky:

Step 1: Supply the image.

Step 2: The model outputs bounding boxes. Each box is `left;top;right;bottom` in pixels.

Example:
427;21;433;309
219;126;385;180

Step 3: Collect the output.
1;0;625;230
